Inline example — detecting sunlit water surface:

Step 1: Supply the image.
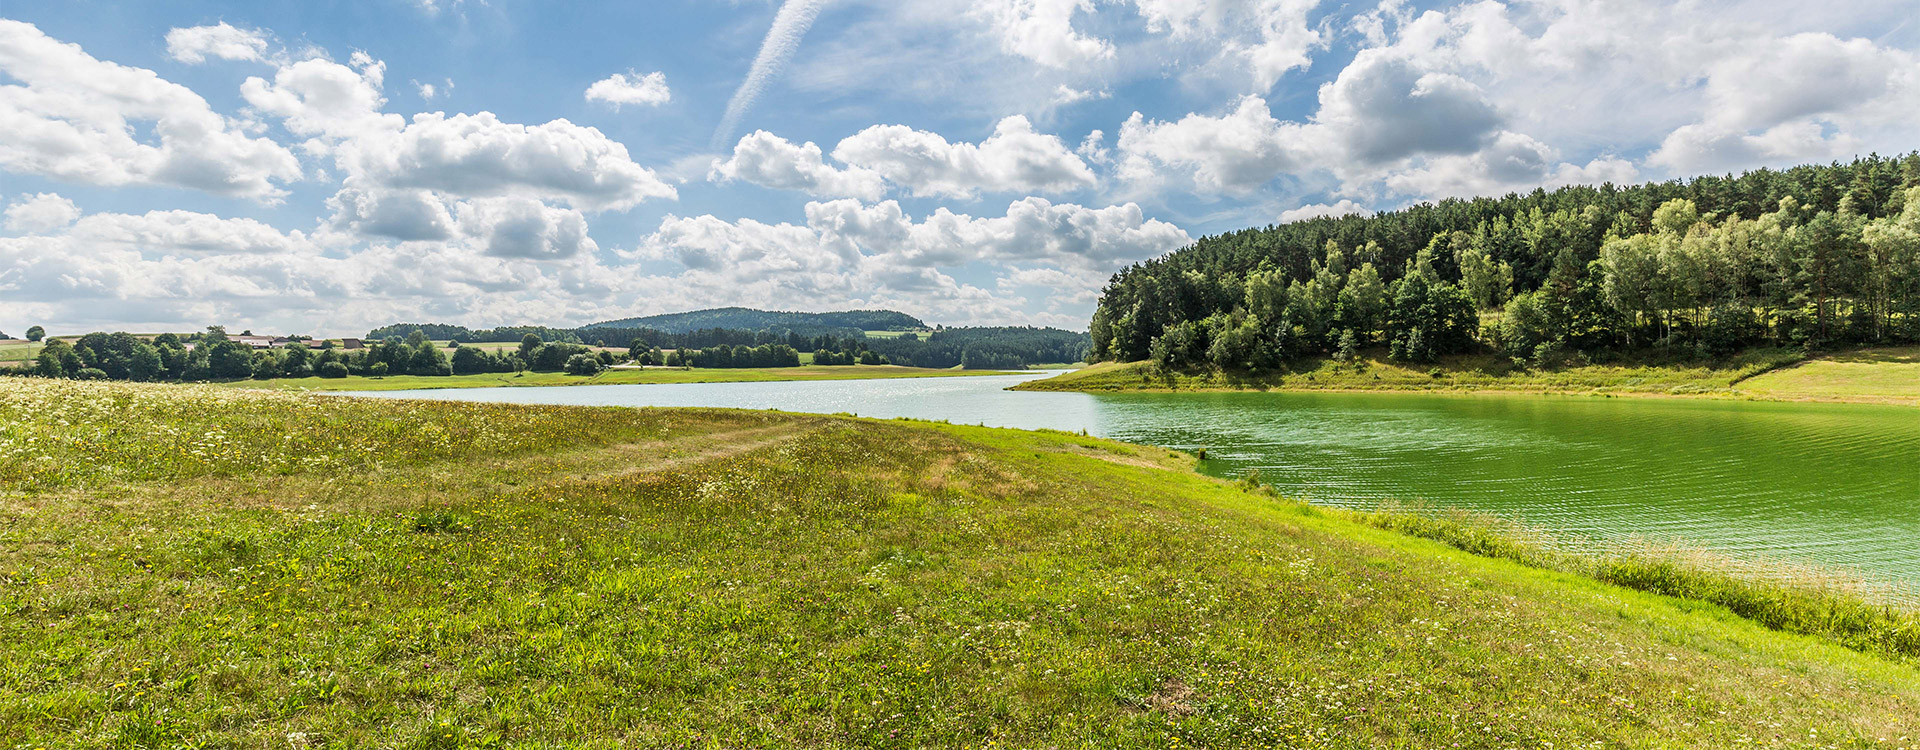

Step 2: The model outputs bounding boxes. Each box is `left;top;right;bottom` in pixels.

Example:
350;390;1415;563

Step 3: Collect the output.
353;372;1920;587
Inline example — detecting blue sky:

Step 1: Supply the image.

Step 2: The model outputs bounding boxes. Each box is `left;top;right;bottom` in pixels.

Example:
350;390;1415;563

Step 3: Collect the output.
3;0;1918;336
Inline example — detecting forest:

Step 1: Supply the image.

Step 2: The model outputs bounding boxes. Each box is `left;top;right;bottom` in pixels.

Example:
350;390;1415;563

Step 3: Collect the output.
1088;155;1920;370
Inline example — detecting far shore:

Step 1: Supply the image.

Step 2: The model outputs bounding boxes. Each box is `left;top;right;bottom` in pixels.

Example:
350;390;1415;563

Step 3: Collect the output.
1012;346;1920;408
221;363;1028;392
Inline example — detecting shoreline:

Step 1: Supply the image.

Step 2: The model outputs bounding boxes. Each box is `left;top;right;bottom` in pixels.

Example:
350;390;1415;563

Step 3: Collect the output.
1011;348;1920;408
217;364;1028;392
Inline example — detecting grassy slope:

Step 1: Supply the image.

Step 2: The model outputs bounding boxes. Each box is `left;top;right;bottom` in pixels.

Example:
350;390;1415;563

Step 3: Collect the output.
0;342;38;363
3;380;1917;747
1017;347;1920;406
225;364;1009;392
1736;346;1920;405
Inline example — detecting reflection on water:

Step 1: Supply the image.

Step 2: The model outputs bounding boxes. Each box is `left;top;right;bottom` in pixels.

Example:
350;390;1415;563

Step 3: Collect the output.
353;372;1920;585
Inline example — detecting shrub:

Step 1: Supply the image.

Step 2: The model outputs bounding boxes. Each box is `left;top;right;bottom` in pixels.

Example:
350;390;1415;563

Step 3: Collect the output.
564;353;603;376
74;367;108;380
318;361;350;379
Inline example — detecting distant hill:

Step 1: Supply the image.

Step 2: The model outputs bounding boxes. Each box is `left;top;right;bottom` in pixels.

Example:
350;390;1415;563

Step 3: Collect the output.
584;307;926;334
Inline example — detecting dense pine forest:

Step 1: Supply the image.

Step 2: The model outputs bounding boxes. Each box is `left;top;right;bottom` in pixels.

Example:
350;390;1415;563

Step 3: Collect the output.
1089;155;1920;369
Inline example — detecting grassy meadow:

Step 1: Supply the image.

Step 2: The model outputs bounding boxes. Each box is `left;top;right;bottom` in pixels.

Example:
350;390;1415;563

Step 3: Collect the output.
1015;346;1920;406
0;341;39;365
227;363;1011;392
1735;346;1920;405
3;378;1919;747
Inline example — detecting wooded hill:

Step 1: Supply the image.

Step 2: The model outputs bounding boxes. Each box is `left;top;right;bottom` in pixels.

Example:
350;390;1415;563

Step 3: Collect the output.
1088;154;1920;369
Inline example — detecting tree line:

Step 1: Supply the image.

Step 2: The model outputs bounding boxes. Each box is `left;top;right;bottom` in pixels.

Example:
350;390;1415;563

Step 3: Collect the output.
370;322;1090;370
17;329;621;382
1088;154;1920;369
628;343;807;368
14;317;1093;383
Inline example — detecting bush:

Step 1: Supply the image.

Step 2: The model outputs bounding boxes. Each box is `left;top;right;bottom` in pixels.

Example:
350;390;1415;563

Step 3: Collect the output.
318;361;350;379
369;362;389;377
74;367;108;380
564;353;603;376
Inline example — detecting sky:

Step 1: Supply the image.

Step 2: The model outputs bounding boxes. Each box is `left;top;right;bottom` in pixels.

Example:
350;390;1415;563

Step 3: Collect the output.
2;0;1918;336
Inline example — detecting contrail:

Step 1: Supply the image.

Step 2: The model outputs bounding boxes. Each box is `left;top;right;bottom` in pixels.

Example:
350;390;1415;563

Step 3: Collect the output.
711;0;825;152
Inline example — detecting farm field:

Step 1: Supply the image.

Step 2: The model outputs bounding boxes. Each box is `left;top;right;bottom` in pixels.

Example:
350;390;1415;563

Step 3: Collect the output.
0;341;39;363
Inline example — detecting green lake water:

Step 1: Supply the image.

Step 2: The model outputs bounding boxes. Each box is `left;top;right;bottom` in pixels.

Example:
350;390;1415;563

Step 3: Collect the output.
358;372;1920;588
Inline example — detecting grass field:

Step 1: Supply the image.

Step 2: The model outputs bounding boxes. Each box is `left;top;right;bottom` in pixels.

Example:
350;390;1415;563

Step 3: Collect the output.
0;341;38;363
225;364;1013;392
3;378;1918;747
1015;346;1920;406
1736;346;1920;405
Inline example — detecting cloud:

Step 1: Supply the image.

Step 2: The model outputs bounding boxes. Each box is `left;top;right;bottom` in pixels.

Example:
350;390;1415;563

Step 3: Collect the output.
1278;199;1369;223
831;115;1097;198
1132;0;1324;90
455;198;597;259
354;112;676;211
0;20;301;200
5;193;81;233
1352;0;1920;179
1647;32;1915;174
240;51;674;264
897;196;1191;268
644;197;1188;272
241;55;397;142
68;209;318;255
1116;97;1306;193
415;80;438;100
1648;122;1859;176
1051;84;1110;106
713;0;826;150
710;131;888;201
1314;50;1502;165
975;0;1114;69
244;56;673;211
165;23;271;64
0;199;641;336
585;70;671;109
634;197;1186;326
323;185;456;241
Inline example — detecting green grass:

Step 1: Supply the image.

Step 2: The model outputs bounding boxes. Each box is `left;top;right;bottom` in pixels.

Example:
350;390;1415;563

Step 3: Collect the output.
0;341;39;363
1338;501;1920;659
3;378;1919;746
1737;346;1920;406
1015;347;1874;402
224;364;1007;392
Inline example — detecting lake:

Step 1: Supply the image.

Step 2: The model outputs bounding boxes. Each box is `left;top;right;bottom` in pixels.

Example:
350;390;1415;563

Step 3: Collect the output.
354;372;1920;590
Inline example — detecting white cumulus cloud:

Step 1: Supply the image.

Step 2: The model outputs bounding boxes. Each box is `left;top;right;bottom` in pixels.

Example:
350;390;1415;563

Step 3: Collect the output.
0;20;301;200
832;115;1096;198
5;192;82;234
975;0;1114;69
585;70;671;109
165;22;272;64
710;131;888;201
